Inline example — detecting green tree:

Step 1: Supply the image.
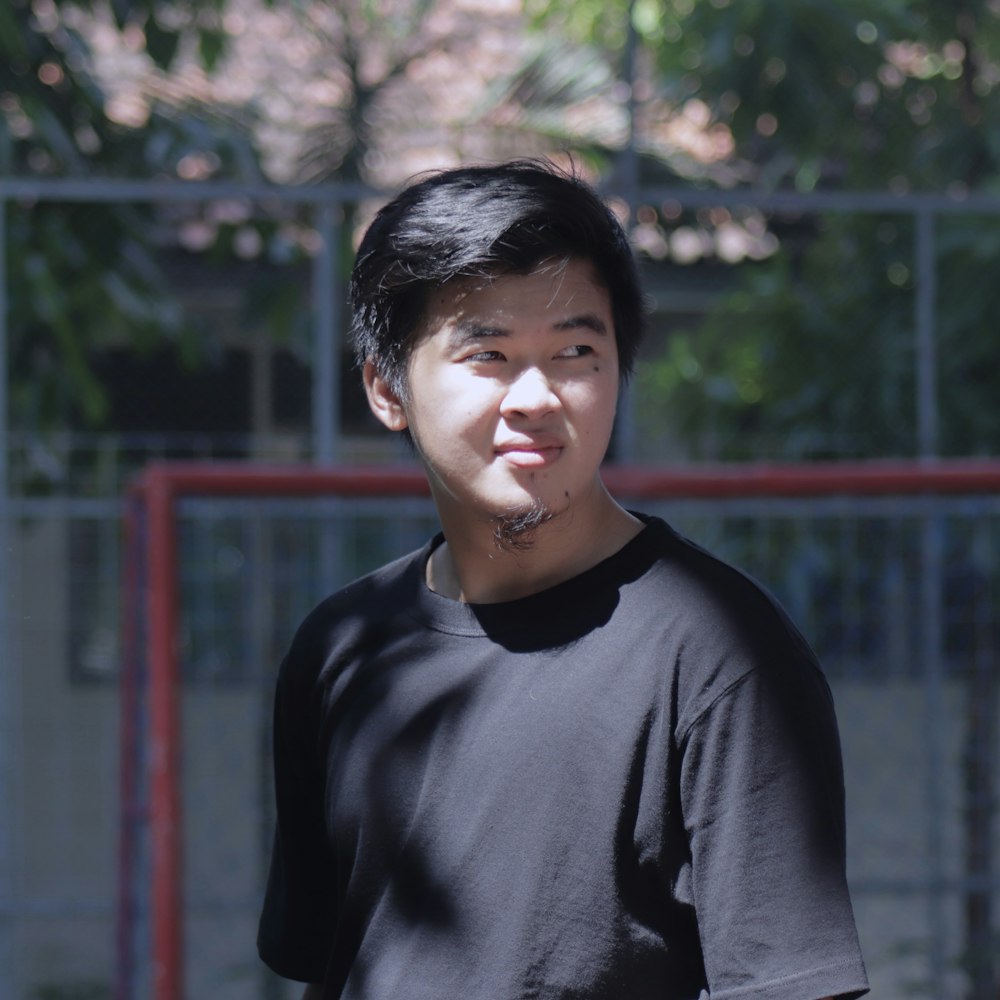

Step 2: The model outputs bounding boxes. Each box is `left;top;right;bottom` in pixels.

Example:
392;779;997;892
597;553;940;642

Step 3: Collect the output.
3;0;269;441
527;5;1000;998
531;0;1000;462
2;0;531;457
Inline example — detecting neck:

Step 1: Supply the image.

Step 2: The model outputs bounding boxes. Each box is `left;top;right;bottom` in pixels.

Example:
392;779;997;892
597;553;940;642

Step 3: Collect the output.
427;487;642;604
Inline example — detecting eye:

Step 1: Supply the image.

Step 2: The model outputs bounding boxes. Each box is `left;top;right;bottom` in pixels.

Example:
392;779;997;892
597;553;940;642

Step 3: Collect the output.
556;344;595;358
464;349;506;363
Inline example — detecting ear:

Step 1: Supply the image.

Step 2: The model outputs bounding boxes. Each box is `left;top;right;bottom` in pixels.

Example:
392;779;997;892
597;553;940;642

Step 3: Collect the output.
363;360;409;432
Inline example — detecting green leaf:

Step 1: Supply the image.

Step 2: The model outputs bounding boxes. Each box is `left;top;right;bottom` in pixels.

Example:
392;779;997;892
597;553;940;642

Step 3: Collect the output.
0;0;28;61
143;14;181;70
198;29;226;72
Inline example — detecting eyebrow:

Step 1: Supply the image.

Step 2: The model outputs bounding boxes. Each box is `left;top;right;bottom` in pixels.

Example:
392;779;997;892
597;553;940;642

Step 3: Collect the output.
448;314;609;350
553;314;609;336
446;322;509;351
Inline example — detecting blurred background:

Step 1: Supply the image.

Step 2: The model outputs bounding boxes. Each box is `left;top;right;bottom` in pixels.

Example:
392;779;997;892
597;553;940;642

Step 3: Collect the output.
1;0;999;997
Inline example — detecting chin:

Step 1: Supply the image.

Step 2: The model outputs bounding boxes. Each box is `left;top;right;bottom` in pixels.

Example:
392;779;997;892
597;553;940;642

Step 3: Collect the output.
488;496;557;552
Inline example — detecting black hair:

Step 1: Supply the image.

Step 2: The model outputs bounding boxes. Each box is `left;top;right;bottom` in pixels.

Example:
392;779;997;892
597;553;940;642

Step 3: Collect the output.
349;160;645;395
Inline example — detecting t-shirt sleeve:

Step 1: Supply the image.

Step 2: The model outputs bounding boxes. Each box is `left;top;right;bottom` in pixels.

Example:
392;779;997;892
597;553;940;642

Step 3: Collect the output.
678;658;869;1000
257;652;337;983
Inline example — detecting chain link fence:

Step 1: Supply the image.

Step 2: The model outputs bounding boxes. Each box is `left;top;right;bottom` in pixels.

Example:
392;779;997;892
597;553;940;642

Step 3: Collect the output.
2;181;1000;999
107;486;999;1000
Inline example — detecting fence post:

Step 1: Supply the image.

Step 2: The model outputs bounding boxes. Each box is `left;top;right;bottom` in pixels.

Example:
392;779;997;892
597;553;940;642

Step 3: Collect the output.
0;192;18;1000
146;470;183;1000
915;207;938;460
312;200;341;466
920;506;948;996
612;0;640;463
914;205;949;996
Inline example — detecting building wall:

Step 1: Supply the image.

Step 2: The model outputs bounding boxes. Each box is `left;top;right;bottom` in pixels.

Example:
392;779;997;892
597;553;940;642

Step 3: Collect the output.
5;499;998;1000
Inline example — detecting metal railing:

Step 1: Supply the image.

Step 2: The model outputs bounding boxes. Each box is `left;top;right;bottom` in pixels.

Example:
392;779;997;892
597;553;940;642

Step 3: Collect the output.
4;174;1000;1000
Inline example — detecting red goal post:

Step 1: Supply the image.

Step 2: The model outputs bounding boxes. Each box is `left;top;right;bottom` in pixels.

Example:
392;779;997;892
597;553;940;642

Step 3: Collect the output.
116;458;1000;1000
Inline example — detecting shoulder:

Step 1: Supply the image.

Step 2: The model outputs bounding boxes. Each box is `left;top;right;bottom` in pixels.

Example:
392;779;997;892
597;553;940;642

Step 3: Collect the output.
632;516;832;725
277;541;431;692
637;516;812;651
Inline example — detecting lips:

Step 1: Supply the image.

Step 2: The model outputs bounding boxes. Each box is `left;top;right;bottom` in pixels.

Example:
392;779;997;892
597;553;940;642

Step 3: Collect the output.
495;438;564;468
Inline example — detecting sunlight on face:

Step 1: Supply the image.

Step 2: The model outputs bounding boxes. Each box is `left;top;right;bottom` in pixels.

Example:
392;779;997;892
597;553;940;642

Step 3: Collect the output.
390;259;620;534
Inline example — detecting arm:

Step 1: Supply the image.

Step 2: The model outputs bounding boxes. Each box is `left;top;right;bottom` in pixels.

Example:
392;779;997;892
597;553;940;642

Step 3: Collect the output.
257;651;338;986
680;660;869;999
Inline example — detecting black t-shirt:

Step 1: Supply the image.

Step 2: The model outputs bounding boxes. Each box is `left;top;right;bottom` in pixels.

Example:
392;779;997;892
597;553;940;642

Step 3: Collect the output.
258;515;869;1000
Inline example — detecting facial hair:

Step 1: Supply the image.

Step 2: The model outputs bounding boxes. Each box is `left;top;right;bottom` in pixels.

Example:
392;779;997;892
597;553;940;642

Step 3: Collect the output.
490;498;554;553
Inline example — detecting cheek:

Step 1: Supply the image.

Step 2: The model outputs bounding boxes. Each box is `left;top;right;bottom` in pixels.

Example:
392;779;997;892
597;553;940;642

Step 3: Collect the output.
409;391;493;453
440;379;501;426
570;381;619;430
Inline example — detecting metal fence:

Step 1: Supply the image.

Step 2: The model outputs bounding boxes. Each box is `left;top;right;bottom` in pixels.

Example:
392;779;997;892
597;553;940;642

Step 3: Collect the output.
115;480;1000;1000
2;176;1000;1000
3;474;1000;1000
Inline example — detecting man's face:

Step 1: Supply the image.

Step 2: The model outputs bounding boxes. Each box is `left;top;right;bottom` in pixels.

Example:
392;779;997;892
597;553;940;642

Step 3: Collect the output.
366;258;620;533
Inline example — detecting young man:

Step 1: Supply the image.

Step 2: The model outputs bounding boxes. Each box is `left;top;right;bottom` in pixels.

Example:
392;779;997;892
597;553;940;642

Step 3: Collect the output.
258;161;869;1000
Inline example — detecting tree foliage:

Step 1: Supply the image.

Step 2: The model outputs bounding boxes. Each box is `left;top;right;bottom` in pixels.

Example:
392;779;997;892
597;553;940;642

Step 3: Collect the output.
532;0;1000;459
3;0;528;441
3;0;273;434
9;0;1000;457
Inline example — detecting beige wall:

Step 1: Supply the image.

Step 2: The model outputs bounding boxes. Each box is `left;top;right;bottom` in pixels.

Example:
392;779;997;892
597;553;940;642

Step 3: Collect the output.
5;513;996;1000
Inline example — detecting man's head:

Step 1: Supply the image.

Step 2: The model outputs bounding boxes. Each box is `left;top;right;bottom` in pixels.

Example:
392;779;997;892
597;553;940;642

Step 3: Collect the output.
349;160;645;398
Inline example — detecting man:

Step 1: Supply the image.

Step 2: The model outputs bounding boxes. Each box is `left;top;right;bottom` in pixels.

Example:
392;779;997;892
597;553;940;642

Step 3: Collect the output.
258;161;869;1000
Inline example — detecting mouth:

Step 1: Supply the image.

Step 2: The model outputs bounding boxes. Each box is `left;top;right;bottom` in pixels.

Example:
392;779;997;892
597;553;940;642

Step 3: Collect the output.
495;441;564;468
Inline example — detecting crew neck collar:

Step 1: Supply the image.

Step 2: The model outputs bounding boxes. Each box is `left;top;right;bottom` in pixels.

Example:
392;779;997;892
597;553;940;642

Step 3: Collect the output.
405;514;668;640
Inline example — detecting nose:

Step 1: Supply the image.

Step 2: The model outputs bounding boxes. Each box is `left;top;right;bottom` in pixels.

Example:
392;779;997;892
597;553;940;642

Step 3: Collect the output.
500;366;560;419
